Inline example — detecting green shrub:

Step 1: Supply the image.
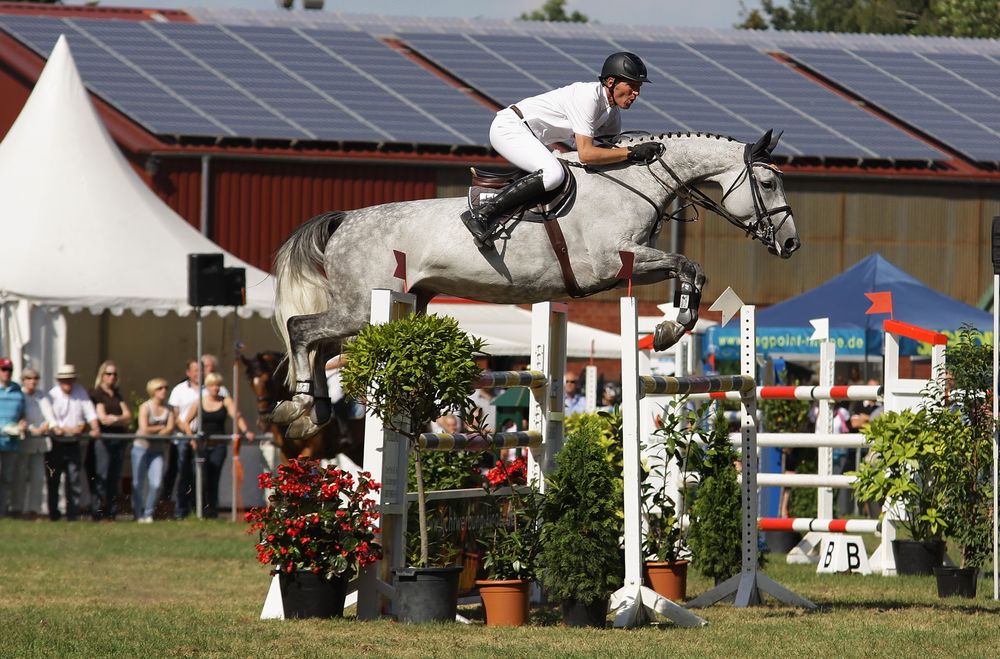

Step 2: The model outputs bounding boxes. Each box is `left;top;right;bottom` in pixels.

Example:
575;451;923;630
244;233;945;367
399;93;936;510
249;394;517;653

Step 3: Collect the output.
539;415;623;603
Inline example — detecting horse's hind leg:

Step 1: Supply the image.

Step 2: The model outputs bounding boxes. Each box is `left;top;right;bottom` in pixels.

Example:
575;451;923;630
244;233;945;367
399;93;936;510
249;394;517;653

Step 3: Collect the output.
285;343;339;439
272;310;348;425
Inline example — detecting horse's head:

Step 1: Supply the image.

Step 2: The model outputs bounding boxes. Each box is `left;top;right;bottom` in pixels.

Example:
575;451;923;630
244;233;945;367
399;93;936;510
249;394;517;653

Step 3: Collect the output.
714;130;800;258
240;351;288;426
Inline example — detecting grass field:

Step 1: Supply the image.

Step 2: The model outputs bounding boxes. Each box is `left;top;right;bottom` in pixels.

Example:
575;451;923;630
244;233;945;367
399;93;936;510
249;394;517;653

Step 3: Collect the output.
2;519;998;658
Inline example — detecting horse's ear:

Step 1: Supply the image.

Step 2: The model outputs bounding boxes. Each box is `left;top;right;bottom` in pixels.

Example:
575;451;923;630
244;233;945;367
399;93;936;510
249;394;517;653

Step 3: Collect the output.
240;354;252;367
767;130;783;154
753;129;772;155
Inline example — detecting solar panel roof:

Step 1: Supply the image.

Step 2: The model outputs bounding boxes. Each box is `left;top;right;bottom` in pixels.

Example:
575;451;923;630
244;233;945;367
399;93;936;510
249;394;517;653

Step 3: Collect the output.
0;15;492;145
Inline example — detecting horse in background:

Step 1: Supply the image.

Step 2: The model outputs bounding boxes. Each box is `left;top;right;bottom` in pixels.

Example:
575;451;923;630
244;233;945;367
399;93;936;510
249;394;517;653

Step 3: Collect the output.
241;351;365;467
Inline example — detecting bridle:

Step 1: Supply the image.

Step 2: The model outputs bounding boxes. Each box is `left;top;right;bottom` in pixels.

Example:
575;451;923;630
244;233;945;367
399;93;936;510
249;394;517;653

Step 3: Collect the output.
575;134;793;253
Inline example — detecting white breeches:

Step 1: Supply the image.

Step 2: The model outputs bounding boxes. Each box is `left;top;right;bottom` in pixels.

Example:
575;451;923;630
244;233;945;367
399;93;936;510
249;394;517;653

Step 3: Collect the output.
489;109;566;191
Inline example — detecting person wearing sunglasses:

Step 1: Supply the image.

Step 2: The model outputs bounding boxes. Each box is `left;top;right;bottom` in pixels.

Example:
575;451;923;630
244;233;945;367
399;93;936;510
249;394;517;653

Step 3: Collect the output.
13;368;54;520
0;357;26;517
133;378;176;523
564;373;587;416
87;360;132;521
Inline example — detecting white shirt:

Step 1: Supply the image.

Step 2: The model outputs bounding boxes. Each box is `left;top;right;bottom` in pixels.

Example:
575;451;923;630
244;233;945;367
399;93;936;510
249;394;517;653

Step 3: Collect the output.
48;383;97;429
515;81;621;144
169;380;230;423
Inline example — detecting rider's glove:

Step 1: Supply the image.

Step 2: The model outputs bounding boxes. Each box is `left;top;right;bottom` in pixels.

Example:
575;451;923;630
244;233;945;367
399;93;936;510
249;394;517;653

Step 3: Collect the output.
626;142;662;164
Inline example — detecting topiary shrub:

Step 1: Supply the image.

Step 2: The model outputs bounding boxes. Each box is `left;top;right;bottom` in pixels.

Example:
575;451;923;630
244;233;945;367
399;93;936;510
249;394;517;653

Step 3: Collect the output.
539;415;623;604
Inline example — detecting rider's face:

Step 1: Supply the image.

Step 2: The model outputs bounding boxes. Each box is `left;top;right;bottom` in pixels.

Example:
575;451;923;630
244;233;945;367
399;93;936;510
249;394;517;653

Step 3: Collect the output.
610;79;641;109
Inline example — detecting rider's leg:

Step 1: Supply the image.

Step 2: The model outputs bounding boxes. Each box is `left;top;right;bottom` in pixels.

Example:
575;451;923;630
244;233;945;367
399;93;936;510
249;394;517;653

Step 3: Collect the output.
463;112;563;245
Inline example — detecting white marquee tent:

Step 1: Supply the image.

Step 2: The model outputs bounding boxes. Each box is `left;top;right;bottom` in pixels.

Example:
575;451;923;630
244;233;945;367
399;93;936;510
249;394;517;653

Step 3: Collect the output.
0;35;275;386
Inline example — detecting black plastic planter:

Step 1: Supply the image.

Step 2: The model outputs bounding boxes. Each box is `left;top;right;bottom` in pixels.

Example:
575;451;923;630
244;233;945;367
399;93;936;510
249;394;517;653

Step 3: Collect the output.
933;567;978;598
561;598;608;628
393;566;463;623
279;571;348;619
891;539;945;576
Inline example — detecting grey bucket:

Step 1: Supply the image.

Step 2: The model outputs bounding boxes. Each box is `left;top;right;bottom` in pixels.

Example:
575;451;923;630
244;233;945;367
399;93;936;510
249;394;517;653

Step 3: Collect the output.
393;566;463;623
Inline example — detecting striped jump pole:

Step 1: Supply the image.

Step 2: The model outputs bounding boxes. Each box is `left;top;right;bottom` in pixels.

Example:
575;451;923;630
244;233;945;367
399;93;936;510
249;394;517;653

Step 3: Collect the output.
417;430;542;452
759;517;880;534
683;384;882;402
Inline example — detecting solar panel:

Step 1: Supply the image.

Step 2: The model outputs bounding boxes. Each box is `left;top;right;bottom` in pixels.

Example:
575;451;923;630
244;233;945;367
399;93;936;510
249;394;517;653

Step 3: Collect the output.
686;44;944;160
787;47;1000;163
0;15;222;137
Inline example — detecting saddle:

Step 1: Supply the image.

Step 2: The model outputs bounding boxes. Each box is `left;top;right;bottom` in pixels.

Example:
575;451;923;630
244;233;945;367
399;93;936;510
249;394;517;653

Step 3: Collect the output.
465;160;576;224
464;160;584;298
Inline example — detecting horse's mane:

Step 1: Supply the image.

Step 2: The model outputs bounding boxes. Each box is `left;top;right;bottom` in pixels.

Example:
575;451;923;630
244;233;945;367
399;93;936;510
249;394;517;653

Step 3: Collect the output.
608;131;741;146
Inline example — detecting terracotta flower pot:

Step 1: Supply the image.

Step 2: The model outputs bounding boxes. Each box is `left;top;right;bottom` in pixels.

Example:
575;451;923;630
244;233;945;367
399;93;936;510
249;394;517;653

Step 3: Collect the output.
458;551;482;594
476;579;530;626
644;560;689;602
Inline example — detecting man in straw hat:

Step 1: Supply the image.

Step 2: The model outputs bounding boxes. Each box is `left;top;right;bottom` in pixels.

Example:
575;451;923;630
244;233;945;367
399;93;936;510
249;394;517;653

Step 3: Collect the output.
47;364;99;521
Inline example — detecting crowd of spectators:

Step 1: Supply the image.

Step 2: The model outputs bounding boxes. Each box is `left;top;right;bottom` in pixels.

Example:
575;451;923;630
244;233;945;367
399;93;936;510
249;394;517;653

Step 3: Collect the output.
0;354;252;523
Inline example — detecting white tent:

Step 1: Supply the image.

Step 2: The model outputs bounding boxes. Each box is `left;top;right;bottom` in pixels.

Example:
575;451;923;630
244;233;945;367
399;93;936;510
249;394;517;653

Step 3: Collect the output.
427;301;623;359
0;36;275;384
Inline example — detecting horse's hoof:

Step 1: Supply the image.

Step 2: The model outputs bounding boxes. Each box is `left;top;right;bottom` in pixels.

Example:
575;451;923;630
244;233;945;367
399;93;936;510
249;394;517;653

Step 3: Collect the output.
271;395;312;425
286;415;327;440
653;320;685;351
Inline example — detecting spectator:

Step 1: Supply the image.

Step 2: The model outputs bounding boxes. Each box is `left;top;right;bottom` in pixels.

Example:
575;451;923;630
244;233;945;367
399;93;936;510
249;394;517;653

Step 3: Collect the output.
564;372;586;416
200;354;230;397
468;387;496;432
597;382;620;412
167;359;201;519
182;372;253;518
87;360;132;521
0;357;26;517
47;364;99;521
13;368;54;520
133;377;176;524
435;414;460;435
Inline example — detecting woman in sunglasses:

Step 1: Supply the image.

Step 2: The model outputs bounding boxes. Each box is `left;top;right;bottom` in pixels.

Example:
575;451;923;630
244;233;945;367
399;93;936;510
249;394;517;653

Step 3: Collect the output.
87;360;132;521
133;378;175;523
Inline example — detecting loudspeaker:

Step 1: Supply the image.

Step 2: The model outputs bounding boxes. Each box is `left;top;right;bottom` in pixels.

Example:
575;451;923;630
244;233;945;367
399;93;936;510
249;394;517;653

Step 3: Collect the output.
188;253;225;307
223;267;246;307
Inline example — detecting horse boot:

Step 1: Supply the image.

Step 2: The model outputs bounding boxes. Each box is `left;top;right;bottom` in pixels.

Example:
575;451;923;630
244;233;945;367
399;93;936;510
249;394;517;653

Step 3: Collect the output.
462;170;545;248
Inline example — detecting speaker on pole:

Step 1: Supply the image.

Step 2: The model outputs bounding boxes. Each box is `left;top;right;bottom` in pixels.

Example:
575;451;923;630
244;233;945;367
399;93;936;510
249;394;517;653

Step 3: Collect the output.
223;267;246;307
188;253;225;307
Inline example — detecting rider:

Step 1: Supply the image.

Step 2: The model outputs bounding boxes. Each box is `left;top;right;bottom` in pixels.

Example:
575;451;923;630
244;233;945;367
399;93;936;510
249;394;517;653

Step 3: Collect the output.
463;51;663;245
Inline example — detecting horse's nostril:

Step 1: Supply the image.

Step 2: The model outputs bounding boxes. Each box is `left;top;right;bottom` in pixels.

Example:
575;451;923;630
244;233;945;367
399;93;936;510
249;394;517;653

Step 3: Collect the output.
785;236;801;254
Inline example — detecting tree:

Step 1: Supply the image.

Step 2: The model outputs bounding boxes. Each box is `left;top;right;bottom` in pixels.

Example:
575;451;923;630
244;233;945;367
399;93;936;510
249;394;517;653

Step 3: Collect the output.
737;0;1000;38
520;0;589;23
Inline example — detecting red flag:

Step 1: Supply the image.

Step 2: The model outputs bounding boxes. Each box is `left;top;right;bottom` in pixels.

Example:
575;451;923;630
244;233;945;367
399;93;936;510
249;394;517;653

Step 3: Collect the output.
616;251;634;297
865;291;893;318
393;250;406;279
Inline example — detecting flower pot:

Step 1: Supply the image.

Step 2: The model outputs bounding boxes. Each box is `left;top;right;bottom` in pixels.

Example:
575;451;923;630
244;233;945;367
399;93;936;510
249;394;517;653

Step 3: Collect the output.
278;571;348;619
763;530;803;554
393;566;463;623
933;567;978;598
560;598;608;628
476;579;530;626
644;560;689;602
891;539;945;576
458;551;481;594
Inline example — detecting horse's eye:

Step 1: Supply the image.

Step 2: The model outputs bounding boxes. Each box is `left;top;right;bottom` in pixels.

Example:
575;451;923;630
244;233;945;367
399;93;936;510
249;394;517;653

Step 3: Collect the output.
761;179;775;190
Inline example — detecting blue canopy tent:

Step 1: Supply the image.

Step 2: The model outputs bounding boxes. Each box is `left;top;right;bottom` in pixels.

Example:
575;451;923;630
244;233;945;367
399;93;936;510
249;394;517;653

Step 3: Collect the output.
704;253;992;362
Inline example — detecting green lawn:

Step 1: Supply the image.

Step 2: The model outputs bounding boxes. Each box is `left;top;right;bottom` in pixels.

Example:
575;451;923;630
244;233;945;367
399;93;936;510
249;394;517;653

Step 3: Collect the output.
2;519;998;658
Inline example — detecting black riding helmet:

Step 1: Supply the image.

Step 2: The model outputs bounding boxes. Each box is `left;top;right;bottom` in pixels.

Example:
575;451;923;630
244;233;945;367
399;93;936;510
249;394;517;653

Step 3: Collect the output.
599;52;650;84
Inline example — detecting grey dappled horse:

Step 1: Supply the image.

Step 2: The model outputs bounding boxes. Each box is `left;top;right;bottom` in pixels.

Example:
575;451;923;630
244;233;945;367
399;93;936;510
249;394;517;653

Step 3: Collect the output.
271;130;799;438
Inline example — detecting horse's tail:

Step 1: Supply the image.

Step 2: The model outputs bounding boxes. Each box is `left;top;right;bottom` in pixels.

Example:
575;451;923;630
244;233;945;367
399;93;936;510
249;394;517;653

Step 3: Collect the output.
273;211;344;386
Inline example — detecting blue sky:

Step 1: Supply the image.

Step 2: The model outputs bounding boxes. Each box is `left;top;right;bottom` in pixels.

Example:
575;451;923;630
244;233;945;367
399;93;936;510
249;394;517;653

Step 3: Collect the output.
65;1;757;30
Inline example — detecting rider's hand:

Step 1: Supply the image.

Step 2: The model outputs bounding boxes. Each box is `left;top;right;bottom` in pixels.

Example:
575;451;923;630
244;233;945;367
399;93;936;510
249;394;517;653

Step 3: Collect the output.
627;142;662;164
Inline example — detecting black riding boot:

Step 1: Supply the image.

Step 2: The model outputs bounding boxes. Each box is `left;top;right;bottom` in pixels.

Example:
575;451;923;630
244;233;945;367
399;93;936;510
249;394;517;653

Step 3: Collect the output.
463;170;546;246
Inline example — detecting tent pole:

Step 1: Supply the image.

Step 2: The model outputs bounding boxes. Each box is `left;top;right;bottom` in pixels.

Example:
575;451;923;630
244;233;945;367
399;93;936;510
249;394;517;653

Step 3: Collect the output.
992;216;1000;602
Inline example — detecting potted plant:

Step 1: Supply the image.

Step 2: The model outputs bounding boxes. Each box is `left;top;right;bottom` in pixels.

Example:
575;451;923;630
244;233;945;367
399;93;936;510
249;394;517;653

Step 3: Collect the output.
245;458;382;618
641;401;700;601
539;415;623;627
475;456;544;626
341;313;485;622
850;407;950;575
930;325;995;597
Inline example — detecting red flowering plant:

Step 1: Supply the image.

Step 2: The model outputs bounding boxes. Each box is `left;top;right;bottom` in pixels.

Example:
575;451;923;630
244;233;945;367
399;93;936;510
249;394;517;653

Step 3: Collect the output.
245;458;382;581
478;456;545;582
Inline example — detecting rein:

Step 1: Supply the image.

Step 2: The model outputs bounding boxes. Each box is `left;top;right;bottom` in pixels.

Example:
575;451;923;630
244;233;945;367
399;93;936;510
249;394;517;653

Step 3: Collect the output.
572;138;791;251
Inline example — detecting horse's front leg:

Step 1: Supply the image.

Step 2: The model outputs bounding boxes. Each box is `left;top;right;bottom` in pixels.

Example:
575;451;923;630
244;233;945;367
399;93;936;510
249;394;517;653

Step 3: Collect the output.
285;346;337;439
627;246;706;351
